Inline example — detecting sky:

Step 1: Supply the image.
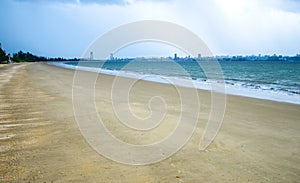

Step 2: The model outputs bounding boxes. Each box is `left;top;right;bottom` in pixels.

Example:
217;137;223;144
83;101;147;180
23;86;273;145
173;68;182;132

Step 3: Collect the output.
0;0;300;58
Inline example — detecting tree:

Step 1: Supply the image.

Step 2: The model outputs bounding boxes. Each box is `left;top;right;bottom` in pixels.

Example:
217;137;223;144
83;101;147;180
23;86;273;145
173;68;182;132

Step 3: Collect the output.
0;47;8;62
12;51;27;62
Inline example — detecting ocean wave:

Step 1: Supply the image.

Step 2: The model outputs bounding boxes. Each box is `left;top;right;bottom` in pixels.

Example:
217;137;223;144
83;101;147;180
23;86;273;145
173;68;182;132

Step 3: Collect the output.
48;62;300;105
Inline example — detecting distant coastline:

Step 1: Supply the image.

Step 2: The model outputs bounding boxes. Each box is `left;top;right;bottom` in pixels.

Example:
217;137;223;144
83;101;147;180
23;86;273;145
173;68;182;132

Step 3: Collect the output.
0;45;79;64
106;53;300;62
1;44;300;63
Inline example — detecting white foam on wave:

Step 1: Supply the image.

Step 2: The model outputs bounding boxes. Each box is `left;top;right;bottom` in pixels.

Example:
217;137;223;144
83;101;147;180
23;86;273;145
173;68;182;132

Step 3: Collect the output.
224;84;300;105
48;62;300;105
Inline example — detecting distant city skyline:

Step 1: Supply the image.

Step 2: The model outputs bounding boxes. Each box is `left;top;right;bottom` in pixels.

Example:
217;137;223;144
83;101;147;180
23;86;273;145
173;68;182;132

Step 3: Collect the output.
100;52;300;62
0;0;300;58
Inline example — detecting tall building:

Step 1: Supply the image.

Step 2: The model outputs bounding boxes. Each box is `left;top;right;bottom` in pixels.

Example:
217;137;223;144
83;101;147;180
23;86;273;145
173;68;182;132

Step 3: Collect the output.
198;53;201;60
110;53;114;60
174;53;178;60
90;52;93;60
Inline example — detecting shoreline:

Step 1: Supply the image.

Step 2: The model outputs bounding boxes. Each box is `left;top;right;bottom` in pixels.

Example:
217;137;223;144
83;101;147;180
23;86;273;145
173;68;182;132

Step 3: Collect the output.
48;62;300;106
0;63;299;182
48;61;300;105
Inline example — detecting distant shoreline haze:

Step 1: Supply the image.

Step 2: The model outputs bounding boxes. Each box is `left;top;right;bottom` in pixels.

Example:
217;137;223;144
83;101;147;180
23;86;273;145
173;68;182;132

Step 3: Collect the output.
0;45;300;63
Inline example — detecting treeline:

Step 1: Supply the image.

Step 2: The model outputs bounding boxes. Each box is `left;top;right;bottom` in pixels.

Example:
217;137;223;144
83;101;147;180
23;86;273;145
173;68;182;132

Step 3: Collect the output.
11;51;79;62
0;47;79;64
0;47;8;62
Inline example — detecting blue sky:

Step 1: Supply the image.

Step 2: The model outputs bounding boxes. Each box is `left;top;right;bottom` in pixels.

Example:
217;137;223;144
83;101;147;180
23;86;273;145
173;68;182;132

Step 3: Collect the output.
0;0;300;58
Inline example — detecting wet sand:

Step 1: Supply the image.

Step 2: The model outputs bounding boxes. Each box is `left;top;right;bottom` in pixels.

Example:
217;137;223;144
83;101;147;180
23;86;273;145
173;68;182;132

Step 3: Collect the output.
0;63;299;182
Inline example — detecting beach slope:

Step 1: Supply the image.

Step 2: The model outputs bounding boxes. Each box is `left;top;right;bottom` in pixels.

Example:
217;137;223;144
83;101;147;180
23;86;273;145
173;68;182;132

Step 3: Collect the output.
0;63;299;182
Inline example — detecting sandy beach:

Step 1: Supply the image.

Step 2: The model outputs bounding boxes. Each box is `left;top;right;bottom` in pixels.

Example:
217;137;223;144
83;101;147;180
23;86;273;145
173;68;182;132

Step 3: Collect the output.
0;63;299;182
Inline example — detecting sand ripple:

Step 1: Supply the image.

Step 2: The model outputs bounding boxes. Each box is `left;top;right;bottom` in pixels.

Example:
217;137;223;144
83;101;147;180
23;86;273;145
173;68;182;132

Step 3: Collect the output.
0;64;53;182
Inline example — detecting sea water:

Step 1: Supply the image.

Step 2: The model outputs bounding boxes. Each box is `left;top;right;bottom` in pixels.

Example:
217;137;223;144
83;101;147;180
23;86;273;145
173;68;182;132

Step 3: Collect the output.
49;59;300;105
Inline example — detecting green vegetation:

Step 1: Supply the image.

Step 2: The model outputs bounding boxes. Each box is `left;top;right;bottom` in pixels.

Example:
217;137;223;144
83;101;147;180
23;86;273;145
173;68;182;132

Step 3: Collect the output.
11;50;79;62
0;47;8;63
0;45;79;64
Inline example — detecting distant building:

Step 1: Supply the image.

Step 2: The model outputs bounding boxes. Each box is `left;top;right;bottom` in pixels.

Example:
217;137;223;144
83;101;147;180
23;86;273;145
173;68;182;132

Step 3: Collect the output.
174;53;178;60
110;53;114;60
89;52;93;60
198;53;201;60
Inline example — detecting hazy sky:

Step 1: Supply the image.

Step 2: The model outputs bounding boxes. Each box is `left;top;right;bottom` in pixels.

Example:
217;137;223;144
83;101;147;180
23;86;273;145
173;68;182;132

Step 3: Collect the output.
0;0;300;58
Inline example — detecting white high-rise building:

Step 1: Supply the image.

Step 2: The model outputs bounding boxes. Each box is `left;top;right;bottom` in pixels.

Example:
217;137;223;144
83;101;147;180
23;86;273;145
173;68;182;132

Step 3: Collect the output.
90;52;93;60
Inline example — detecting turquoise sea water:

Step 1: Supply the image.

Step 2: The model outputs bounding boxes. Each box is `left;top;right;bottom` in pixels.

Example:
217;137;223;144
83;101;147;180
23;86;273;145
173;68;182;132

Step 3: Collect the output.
50;59;300;104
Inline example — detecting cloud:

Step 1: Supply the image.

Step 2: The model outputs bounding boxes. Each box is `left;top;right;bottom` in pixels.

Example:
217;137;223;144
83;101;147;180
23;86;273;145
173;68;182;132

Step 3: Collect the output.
11;0;172;5
166;0;300;55
13;0;124;4
0;0;299;57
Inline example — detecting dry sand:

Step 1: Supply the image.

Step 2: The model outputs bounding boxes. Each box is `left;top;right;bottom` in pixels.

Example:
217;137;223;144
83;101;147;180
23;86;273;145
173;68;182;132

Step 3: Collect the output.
0;63;299;182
